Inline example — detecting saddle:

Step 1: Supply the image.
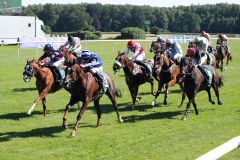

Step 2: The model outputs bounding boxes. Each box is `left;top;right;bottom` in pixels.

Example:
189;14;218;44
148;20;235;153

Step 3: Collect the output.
197;65;213;86
134;60;152;77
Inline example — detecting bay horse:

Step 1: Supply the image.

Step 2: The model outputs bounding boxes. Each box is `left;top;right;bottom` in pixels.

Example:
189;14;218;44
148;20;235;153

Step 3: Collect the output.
112;51;155;109
152;52;185;107
179;57;223;120
215;44;232;71
63;64;123;137
23;59;63;116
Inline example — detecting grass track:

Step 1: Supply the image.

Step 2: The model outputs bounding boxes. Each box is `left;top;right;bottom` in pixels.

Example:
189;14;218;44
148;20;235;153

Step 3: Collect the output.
0;40;239;160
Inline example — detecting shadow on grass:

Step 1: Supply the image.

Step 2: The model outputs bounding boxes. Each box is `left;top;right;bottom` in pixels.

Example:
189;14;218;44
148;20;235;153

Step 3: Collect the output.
12;87;37;92
0;111;43;120
0;126;64;142
123;110;184;123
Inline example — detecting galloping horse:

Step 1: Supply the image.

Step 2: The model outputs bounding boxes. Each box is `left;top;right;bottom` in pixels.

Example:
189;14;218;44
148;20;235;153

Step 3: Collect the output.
113;51;155;109
152;52;185;107
63;64;123;136
23;59;63;116
215;44;232;71
179;57;223;120
150;40;185;107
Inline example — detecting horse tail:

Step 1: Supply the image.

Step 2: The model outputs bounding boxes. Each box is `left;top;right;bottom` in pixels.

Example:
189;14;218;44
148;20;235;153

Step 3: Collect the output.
218;76;224;88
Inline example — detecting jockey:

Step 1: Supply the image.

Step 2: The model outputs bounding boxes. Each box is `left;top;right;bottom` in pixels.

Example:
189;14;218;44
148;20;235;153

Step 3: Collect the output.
38;44;65;84
165;39;183;64
193;36;209;65
200;31;212;53
216;33;231;54
79;50;107;94
156;35;167;52
186;47;212;86
62;34;81;57
125;40;151;77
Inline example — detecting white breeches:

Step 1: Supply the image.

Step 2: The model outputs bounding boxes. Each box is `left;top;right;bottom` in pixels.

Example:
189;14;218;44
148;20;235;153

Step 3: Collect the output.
90;66;103;74
53;57;65;68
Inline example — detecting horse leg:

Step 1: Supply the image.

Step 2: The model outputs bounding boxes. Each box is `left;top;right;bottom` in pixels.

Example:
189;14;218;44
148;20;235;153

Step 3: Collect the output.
221;59;224;72
106;91;124;123
71;99;90;137
178;82;186;108
182;100;192;121
62;96;79;129
163;84;169;105
151;82;164;106
128;85;138;110
192;99;198;115
147;77;155;96
212;84;222;105
206;87;215;104
94;98;101;127
42;97;47;116
27;89;49;115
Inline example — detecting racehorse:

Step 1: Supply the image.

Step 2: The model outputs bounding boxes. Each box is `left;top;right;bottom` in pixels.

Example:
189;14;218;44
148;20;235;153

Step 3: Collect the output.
179;57;223;120
112;51;155;109
215;44;232;71
152;52;185;107
63;64;123;137
23;59;63;116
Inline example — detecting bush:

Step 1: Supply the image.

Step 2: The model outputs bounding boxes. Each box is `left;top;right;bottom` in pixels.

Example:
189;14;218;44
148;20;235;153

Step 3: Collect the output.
120;27;146;39
69;30;102;40
150;26;160;35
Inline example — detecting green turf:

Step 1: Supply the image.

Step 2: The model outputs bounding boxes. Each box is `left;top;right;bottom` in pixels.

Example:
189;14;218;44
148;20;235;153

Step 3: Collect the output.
0;40;239;160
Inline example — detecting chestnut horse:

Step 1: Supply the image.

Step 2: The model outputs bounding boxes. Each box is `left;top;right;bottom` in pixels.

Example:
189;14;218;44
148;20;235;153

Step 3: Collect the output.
152;52;185;107
215;44;232;71
23;59;64;116
112;51;155;109
63;64;123;136
180;57;223;120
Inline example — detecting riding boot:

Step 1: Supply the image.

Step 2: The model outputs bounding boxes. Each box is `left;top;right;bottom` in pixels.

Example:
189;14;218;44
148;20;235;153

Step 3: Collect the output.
135;60;151;77
53;66;64;86
94;72;107;94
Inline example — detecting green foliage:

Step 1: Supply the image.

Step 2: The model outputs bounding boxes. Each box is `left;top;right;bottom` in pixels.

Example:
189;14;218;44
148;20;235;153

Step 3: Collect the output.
150;26;160;35
42;25;52;34
20;3;240;33
70;30;101;40
120;27;146;39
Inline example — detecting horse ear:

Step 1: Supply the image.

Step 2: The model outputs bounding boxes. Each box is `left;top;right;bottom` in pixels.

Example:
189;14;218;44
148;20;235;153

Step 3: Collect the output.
118;50;121;55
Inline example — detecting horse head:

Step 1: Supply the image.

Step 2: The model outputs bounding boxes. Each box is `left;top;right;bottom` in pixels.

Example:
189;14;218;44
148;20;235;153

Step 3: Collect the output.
23;59;37;82
112;51;128;74
188;41;196;48
62;46;77;65
149;40;162;53
179;57;194;80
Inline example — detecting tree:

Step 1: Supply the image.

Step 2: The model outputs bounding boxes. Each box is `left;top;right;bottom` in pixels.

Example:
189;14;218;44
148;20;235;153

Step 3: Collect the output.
150;26;160;35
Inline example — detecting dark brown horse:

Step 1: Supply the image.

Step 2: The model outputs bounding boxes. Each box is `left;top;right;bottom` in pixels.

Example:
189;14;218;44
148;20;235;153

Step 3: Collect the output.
63;64;123;136
23;59;63;116
215;44;232;71
179;57;223;120
112;51;155;109
152;52;185;107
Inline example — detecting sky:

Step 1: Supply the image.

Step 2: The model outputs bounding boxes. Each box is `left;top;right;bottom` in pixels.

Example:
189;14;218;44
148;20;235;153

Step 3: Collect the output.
22;0;240;7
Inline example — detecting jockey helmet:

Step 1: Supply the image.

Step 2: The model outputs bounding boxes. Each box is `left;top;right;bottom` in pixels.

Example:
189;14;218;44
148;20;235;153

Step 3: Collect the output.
186;48;196;57
127;40;136;48
43;44;53;52
80;50;91;60
157;35;162;41
166;39;174;45
194;37;200;43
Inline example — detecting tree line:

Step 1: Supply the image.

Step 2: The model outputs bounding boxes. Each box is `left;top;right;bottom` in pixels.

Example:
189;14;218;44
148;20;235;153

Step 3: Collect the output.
8;3;240;33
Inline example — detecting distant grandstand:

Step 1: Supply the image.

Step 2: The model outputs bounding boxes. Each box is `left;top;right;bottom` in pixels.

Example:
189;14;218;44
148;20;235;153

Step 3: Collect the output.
0;0;22;13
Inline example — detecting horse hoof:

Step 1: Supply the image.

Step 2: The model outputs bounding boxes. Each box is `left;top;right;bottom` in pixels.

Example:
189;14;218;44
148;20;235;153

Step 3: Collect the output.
181;116;187;121
210;101;215;105
27;111;31;115
151;101;156;106
70;132;76;137
119;118;124;123
163;101;167;105
218;101;223;105
62;125;67;129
